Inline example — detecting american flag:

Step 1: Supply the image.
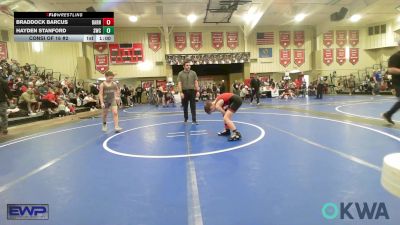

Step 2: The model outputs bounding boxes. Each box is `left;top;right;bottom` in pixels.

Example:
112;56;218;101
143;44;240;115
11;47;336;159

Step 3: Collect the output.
256;32;274;45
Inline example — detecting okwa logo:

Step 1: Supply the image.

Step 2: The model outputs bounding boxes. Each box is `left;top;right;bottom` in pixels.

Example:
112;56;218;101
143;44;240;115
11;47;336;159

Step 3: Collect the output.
322;202;390;220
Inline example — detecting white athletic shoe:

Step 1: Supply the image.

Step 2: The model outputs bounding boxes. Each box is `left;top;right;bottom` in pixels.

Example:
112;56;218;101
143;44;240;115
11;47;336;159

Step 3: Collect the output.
114;126;123;133
102;124;107;132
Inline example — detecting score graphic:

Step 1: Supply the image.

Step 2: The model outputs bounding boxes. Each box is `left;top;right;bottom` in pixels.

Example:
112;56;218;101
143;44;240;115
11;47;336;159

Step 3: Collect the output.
14;12;114;42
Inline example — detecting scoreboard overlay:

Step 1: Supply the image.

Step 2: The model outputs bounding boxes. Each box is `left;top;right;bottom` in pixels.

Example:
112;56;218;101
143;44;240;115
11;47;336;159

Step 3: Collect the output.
14;12;114;42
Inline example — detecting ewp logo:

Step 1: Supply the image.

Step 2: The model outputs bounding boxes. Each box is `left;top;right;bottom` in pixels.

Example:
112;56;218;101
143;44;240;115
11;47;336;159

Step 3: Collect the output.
321;202;389;220
7;204;49;220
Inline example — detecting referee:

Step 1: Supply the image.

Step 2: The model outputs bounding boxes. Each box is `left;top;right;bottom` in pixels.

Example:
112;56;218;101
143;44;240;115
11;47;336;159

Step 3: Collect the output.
178;60;199;125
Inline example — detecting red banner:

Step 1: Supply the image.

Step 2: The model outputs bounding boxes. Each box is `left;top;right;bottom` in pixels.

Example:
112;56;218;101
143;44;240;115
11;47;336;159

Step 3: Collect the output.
294;31;304;48
349;30;359;47
279;49;291;67
95;54;109;73
174;32;186;51
350;48;359;65
323;30;334;47
323;49;334;66
0;42;8;60
109;43;144;64
227;32;238;50
294;49;305;67
211;32;223;50
279;31;290;48
336;30;347;47
93;42;107;53
141;80;154;90
148;33;161;52
336;48;346;65
190;32;202;51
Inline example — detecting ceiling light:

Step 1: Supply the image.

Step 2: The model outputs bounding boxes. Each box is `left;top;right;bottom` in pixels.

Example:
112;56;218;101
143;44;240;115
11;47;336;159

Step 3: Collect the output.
243;13;254;23
294;13;306;22
129;15;138;22
187;14;197;23
350;14;361;22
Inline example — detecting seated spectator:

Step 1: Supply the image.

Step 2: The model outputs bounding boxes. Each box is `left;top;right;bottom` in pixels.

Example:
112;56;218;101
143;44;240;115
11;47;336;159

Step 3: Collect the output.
83;93;97;109
7;98;20;117
240;85;249;101
42;88;58;112
67;90;78;105
280;89;296;100
57;99;67;116
35;77;45;87
67;102;76;115
18;89;39;116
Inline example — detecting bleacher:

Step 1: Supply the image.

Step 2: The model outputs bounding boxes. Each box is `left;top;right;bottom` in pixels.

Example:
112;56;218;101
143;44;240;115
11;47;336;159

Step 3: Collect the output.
1;58;96;128
8;106;91;127
327;60;394;95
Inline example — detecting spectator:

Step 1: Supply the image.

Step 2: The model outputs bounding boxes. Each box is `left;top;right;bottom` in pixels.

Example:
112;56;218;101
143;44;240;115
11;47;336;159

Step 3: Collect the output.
250;75;261;105
42;89;58;113
373;70;383;95
83;93;97;109
135;85;143;104
18;89;39;115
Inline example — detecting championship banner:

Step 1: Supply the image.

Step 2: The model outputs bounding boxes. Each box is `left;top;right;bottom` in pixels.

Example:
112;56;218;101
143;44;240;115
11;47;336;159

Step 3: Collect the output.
349;30;359;47
0;42;8;60
336;48;346;65
93;42;107;53
174;32;187;51
336;30;347;47
294;31;304;48
294;49;305;67
95;54;109;73
109;43;144;64
227;32;238;50
279;31;290;48
279;49;291;67
323;48;333;66
211;32;223;50
349;48;359;65
190;32;202;51
148;33;161;52
323;30;334;47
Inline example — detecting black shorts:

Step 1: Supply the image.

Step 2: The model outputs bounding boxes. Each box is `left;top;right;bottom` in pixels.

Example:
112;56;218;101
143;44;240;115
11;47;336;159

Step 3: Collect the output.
228;95;242;112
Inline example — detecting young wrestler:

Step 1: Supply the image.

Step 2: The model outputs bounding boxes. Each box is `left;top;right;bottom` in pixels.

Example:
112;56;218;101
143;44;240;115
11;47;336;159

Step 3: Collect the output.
99;71;122;132
204;92;242;141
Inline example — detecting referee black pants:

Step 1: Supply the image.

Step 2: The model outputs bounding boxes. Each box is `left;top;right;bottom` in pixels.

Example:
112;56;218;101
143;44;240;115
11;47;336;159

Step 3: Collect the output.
386;87;400;117
182;89;196;122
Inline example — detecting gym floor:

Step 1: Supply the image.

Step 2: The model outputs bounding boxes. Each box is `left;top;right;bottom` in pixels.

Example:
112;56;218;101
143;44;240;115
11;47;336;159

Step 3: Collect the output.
0;95;399;225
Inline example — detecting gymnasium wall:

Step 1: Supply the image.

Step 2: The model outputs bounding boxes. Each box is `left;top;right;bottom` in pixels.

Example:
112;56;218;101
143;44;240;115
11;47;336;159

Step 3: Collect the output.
248;26;314;74
6;32;81;77
314;27;375;77
86;27;167;80
1;17;399;83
